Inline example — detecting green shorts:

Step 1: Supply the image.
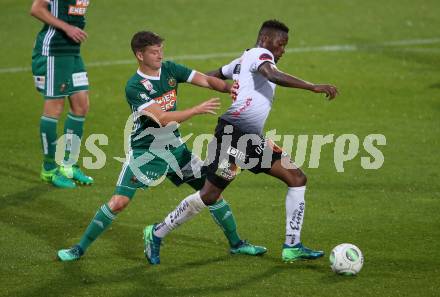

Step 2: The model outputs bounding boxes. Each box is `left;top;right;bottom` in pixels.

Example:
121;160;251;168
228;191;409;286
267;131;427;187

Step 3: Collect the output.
32;52;89;99
114;144;206;199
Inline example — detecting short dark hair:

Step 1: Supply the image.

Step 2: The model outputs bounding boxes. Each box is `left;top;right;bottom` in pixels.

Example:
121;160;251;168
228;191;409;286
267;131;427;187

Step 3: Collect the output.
130;31;164;55
258;19;289;37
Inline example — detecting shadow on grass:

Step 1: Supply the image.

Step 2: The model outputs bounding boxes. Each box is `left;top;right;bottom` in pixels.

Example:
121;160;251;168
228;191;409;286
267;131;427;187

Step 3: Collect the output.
14;243;331;297
0;161;143;255
18;253;328;297
1;161;328;297
429;82;440;89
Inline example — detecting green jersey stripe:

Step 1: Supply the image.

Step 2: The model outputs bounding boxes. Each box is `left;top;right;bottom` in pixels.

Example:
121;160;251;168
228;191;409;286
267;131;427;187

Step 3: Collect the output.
42;0;58;56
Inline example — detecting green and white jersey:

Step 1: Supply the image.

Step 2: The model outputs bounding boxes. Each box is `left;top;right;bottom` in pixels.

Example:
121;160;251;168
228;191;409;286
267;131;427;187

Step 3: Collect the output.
33;0;89;56
125;61;196;150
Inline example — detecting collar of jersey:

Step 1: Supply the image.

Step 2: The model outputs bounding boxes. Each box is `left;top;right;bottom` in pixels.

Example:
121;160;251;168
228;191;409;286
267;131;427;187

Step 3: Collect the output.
137;68;161;80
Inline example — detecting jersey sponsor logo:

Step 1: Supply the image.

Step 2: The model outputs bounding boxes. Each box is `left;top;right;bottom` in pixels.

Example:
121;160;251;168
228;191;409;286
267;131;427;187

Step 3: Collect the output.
153;89;177;111
68;0;89;16
72;72;88;87
168;77;176;87
226;146;246;162
259;53;273;61
231;97;252;117
33;76;45;90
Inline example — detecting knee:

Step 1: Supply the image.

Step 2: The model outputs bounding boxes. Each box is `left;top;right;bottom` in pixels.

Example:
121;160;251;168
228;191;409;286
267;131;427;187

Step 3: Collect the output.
287;170;307;187
199;188;221;206
70;100;89;116
43;102;64;119
70;94;90;116
108;195;130;213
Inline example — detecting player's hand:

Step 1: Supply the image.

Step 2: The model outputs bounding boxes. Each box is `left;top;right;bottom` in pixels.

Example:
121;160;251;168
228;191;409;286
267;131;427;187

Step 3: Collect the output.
64;25;88;43
312;84;338;100
230;80;239;101
193;98;221;115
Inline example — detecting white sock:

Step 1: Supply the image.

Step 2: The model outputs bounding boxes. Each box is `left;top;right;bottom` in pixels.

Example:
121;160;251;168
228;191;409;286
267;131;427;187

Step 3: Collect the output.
285;186;306;247
153;191;206;238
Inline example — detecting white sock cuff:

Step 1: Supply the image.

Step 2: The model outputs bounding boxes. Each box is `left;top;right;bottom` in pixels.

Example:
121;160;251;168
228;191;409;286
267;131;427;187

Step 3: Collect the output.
288;186;306;192
186;191;206;212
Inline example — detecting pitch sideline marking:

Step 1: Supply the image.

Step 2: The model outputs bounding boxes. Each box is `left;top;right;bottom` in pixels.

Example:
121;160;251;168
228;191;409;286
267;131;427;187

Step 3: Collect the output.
1;37;439;74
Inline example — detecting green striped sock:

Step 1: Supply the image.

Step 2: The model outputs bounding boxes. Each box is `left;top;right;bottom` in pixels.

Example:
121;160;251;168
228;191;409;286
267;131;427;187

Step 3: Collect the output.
40;116;58;171
63;112;85;163
209;199;241;247
79;204;116;252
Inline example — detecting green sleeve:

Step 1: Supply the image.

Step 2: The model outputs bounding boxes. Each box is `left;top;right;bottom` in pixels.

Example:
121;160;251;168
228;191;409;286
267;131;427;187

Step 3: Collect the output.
168;61;194;83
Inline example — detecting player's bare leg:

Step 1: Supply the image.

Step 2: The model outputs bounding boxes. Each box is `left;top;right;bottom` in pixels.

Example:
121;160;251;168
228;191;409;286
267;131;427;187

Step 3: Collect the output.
145;179;266;264
57;195;129;261
69;90;89;116
43;98;65;118
59;90;93;185
267;157;324;262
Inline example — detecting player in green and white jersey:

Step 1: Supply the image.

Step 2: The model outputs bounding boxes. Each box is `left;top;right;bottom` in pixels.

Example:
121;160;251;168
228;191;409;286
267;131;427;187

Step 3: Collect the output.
57;31;266;262
31;0;93;188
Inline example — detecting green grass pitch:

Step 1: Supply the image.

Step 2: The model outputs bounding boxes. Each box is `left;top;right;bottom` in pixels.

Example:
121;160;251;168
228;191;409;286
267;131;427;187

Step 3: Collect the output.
1;0;439;296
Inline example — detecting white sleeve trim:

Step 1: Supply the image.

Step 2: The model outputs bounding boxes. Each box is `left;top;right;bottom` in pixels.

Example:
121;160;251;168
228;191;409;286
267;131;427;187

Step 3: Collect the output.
221;65;230;79
137;100;156;112
186;70;196;83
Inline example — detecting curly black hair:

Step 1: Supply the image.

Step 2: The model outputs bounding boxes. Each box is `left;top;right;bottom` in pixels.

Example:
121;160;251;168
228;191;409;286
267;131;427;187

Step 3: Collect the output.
258;19;289;37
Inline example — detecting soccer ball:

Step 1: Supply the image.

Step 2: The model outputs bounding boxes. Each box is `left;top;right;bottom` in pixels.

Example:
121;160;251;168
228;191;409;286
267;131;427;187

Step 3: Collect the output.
330;243;364;275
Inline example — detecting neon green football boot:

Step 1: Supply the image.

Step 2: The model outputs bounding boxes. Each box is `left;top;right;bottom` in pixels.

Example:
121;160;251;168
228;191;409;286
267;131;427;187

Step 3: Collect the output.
41;167;76;189
60;164;93;185
282;243;324;263
143;224;162;265
230;240;267;256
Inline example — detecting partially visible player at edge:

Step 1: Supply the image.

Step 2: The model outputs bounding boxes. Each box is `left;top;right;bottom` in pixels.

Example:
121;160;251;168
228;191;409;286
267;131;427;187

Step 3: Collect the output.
31;0;93;188
144;20;338;263
57;31;266;262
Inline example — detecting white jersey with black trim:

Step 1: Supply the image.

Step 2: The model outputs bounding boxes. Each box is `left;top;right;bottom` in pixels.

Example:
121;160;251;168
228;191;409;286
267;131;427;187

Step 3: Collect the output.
220;47;277;135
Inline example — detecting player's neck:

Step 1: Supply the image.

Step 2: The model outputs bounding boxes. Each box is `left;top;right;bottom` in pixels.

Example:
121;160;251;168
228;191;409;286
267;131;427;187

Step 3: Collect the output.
138;65;160;77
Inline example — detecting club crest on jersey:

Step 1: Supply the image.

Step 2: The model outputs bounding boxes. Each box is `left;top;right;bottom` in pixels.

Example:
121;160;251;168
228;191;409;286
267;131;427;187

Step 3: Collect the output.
259;53;273;61
68;0;89;16
168;77;176;87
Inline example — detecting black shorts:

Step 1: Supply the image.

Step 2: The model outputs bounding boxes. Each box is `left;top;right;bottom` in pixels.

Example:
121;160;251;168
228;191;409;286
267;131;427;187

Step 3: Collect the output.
206;118;285;189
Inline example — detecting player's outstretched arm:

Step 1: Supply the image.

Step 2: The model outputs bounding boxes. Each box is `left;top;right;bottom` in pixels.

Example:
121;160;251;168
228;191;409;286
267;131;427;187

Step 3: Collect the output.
205;69;227;80
190;72;231;93
30;0;87;43
140;98;220;126
258;62;338;100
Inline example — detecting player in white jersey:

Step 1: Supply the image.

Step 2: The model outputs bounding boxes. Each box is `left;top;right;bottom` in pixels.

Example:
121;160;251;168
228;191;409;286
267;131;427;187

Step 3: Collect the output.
219;48;277;135
143;20;338;263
